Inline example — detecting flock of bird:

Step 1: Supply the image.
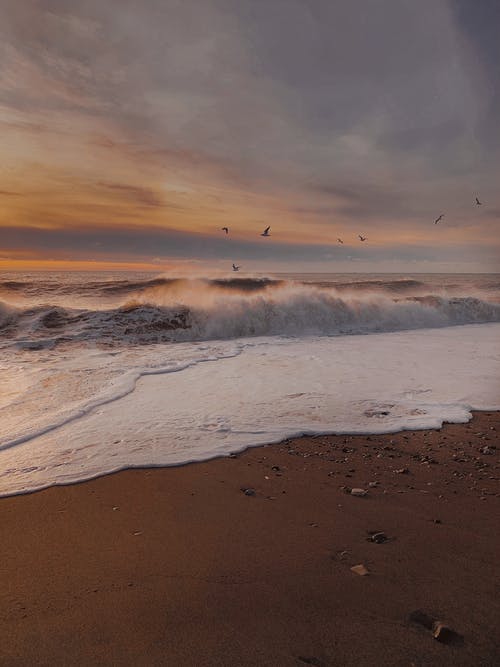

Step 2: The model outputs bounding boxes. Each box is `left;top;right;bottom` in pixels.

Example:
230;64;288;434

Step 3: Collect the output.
222;196;484;271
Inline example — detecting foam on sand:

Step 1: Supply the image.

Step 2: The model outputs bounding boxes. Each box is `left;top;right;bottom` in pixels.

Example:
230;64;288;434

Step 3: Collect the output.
0;323;499;496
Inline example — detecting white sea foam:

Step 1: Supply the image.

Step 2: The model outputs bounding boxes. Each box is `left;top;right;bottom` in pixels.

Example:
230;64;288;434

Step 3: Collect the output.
1;280;499;347
0;323;499;497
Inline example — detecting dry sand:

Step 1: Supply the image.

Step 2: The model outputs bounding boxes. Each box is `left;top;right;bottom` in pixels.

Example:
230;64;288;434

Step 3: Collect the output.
1;411;499;666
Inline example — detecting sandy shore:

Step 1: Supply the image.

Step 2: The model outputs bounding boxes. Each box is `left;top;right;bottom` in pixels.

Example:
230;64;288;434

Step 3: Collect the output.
1;411;499;666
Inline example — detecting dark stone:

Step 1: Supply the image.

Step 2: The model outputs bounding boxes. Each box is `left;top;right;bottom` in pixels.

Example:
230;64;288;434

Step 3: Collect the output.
433;622;463;645
368;531;388;544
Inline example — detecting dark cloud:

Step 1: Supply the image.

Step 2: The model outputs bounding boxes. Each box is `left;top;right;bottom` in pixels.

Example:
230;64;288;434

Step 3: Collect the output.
451;0;500;146
0;224;334;261
1;224;496;267
312;184;419;221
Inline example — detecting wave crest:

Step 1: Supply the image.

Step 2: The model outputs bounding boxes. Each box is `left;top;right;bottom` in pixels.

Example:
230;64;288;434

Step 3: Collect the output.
2;279;500;347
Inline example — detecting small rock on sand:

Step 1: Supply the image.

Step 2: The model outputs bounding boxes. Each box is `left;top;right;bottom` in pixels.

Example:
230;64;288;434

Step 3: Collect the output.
350;488;367;497
241;487;256;496
350;564;369;576
409;610;462;645
367;531;388;544
433;621;461;644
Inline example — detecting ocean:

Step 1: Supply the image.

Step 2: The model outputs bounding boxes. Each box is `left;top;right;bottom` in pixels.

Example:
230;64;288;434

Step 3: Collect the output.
1;271;499;496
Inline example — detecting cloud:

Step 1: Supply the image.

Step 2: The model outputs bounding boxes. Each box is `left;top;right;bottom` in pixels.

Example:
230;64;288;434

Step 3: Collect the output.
96;182;164;208
1;224;497;272
0;0;499;269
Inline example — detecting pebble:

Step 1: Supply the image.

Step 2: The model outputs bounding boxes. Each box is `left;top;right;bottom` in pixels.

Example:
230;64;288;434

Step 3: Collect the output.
432;621;461;644
368;531;388;544
350;564;369;576
241;487;256;496
409;610;462;645
350;488;368;497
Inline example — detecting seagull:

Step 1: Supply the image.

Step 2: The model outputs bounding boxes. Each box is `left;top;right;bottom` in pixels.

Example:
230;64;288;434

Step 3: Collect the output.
358;235;367;242
337;238;344;244
261;226;271;237
475;197;482;206
221;227;229;234
434;214;444;224
232;263;240;272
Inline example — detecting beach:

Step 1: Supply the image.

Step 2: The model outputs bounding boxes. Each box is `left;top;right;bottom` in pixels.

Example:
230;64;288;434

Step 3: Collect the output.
3;0;500;661
1;411;498;666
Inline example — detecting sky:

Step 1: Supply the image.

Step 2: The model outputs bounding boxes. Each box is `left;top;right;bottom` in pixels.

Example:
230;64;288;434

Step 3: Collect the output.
0;0;499;272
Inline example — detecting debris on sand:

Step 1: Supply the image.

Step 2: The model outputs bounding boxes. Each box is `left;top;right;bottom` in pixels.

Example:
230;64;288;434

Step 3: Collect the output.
350;564;369;576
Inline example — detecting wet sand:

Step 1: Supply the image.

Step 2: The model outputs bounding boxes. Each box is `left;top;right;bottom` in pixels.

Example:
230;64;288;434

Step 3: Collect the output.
1;411;499;666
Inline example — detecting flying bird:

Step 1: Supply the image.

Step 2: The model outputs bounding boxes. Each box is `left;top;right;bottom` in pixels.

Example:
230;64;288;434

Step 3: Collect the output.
358;235;367;242
337;238;344;244
232;263;240;272
434;214;444;224
475;197;482;206
221;227;229;234
261;226;271;237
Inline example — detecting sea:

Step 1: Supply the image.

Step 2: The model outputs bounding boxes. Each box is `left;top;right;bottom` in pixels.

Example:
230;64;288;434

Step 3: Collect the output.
1;271;499;496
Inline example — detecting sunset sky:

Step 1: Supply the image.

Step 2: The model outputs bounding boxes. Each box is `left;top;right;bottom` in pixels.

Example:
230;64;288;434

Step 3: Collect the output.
1;0;499;272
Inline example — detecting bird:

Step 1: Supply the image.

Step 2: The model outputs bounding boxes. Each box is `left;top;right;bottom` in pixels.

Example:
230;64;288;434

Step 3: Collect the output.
221;227;229;234
475;197;482;206
358;235;367;242
261;226;271;237
337;238;344;244
232;263;240;272
434;214;444;224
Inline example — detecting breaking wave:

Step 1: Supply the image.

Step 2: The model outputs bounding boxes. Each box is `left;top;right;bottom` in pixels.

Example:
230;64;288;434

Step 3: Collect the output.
2;279;500;347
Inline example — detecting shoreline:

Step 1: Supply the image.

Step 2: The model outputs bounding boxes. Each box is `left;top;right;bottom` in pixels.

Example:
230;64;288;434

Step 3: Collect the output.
0;406;496;500
1;411;499;665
